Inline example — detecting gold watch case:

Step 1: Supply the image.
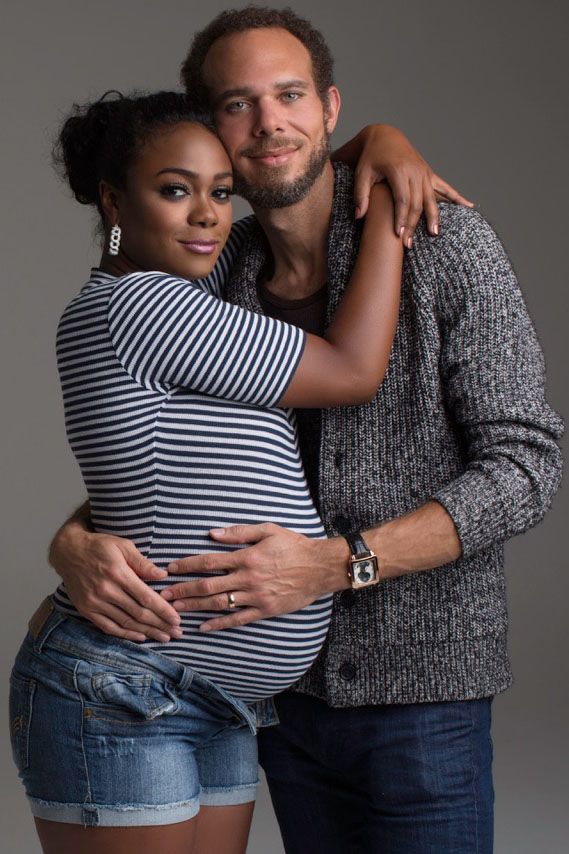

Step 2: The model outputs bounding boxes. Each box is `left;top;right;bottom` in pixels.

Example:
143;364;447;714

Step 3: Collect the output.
349;552;380;588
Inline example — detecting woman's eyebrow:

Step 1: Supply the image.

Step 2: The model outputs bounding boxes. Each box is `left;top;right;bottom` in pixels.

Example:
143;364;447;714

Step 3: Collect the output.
156;168;233;180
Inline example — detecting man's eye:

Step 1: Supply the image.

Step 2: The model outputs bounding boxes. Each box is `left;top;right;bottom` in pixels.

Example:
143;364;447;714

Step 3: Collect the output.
281;92;301;102
160;184;188;199
212;186;233;202
226;100;248;113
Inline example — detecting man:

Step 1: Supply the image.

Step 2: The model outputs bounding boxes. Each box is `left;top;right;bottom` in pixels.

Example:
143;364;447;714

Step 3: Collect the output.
50;7;564;852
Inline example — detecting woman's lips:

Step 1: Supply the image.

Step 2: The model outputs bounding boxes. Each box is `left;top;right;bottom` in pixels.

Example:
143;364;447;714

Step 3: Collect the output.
179;240;218;255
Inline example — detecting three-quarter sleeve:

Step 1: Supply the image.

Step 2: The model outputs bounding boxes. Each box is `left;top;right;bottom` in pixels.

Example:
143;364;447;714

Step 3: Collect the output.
107;269;305;406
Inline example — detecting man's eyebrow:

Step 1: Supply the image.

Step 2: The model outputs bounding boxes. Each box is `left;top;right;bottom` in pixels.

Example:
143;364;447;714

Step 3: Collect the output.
215;79;310;103
274;79;310;91
156;168;233;180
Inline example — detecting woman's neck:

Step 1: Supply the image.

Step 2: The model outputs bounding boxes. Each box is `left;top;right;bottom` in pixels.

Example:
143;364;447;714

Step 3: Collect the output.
98;252;140;277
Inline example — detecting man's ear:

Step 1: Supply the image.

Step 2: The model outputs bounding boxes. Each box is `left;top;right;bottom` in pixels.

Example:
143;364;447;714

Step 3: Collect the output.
99;180;121;226
324;86;341;135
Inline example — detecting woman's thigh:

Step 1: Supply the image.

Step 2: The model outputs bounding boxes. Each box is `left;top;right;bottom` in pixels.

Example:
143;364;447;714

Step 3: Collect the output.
35;817;197;854
35;804;255;854
194;803;255;854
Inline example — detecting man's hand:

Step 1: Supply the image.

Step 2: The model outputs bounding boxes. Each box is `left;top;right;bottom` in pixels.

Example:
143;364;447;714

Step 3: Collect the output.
332;124;474;247
161;524;350;632
50;525;182;642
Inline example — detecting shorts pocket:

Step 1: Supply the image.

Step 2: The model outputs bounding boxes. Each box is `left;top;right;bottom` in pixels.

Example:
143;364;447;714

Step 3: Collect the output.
9;671;36;772
86;670;180;723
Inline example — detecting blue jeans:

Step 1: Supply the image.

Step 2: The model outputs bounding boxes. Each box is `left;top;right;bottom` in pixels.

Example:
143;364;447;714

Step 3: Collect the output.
9;598;278;827
258;691;494;853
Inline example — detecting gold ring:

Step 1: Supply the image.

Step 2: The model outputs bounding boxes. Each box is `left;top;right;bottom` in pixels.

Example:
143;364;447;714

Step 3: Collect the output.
227;591;237;609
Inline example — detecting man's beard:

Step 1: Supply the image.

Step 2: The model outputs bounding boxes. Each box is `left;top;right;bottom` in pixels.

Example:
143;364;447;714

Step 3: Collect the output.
233;132;331;209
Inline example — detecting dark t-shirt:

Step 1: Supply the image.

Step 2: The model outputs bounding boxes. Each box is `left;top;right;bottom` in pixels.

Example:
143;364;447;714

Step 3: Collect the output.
257;281;327;507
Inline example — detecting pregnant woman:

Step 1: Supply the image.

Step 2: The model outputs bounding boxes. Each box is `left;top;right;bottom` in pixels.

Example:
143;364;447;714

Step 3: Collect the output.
9;90;403;854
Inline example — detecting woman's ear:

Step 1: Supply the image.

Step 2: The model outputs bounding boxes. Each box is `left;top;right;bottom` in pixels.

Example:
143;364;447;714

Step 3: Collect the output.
99;181;121;227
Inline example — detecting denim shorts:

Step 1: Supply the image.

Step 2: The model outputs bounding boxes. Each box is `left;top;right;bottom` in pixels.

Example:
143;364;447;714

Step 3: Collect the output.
9;598;278;827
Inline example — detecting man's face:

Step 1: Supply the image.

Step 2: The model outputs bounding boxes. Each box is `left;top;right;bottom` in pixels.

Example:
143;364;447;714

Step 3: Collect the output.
202;27;340;208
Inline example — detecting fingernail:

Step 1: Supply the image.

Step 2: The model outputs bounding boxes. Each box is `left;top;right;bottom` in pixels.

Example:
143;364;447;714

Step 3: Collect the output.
399;226;405;237
406;236;413;249
161;589;172;599
168;563;178;573
355;206;361;219
171;627;183;638
157;633;171;643
432;224;439;235
210;528;225;536
199;624;211;633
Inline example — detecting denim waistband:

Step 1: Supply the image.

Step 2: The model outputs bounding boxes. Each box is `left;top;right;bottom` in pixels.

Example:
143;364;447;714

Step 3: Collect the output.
25;597;279;731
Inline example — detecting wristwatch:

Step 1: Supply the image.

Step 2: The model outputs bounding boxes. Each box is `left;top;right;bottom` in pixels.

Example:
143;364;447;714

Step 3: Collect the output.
344;531;380;589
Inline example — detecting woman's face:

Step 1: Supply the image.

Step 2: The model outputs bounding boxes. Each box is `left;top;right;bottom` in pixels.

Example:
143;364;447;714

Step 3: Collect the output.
110;121;233;280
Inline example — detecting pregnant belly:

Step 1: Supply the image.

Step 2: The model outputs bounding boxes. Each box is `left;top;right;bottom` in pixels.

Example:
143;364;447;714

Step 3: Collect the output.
144;583;333;703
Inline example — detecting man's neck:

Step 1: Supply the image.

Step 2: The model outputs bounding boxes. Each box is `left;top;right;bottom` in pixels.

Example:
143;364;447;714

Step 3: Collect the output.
251;161;335;301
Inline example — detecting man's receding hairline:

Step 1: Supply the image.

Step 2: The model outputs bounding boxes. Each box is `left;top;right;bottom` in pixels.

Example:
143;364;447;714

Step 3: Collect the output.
201;25;319;94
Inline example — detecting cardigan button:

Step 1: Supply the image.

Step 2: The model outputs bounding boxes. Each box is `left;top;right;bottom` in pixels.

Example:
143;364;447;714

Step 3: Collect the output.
339;662;357;681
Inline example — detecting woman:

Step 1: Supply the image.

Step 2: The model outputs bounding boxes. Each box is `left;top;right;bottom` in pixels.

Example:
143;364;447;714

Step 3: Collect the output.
9;90;404;854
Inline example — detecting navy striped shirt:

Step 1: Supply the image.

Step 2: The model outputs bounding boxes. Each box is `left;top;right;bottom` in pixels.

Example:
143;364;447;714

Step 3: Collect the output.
53;220;332;702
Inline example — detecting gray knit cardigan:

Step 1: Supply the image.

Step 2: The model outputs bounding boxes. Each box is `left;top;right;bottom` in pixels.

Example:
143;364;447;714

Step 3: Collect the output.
224;163;564;707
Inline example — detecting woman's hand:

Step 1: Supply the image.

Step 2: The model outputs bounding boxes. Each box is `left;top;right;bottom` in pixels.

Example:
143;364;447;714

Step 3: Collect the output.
332;124;474;246
49;522;182;642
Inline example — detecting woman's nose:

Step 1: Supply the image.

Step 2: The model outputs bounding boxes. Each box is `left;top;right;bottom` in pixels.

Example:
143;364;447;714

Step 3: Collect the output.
189;197;218;227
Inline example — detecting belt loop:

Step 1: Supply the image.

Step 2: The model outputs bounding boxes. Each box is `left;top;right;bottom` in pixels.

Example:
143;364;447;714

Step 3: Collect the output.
252;696;280;729
29;596;66;652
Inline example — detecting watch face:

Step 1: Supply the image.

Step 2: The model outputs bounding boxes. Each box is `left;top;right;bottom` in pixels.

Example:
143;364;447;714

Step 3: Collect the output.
355;559;375;584
352;556;379;587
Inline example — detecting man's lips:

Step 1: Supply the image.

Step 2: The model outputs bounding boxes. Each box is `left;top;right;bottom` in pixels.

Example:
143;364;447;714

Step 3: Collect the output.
247;148;298;167
178;239;219;255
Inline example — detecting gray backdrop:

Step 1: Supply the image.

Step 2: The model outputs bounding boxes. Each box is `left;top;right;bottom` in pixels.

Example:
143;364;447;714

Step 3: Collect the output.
1;1;567;851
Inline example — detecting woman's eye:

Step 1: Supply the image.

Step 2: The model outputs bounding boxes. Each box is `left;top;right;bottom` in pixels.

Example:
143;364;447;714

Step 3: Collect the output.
212;186;233;202
160;184;189;199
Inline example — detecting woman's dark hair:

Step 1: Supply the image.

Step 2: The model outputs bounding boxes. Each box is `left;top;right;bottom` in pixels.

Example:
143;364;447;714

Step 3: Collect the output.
53;90;211;219
181;6;335;112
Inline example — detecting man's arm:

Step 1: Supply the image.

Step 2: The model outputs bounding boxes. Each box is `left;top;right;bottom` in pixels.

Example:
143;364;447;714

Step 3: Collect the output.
49;500;182;641
162;208;564;630
159;502;460;632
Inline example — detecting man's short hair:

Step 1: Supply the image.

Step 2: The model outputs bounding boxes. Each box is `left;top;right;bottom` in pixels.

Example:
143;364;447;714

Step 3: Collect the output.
180;5;335;112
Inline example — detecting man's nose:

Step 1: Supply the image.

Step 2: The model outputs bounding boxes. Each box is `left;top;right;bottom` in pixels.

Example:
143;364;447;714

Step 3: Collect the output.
253;99;285;137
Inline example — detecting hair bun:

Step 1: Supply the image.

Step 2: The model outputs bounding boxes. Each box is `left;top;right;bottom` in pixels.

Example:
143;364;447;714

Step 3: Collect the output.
54;91;125;206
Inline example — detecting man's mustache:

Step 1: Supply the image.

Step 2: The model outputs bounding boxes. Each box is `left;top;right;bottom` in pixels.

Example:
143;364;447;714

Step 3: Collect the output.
239;137;303;158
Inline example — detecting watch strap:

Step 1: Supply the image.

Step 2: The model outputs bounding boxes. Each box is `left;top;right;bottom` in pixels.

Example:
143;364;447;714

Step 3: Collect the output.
345;530;371;558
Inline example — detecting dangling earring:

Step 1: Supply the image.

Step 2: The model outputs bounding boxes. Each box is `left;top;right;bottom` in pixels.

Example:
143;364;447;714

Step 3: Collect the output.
108;224;121;256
